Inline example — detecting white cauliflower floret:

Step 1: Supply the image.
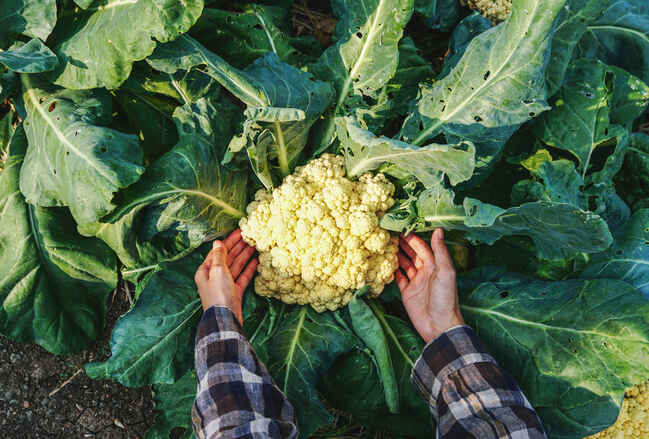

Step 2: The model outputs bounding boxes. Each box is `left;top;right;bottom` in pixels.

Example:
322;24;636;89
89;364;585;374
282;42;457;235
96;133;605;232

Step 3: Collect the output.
587;381;649;439
461;0;511;23
239;154;398;312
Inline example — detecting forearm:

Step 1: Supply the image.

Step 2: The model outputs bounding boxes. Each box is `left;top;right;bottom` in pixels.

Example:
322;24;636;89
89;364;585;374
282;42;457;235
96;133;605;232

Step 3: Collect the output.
192;305;297;439
412;325;547;439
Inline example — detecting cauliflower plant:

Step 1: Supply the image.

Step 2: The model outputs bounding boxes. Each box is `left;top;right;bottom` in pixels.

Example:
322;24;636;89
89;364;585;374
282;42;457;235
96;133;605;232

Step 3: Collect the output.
239;154;398;312
461;0;512;23
587;381;649;439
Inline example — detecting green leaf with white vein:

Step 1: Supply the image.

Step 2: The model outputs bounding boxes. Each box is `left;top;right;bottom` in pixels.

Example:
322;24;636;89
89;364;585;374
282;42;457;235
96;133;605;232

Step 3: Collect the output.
459;274;649;438
0;39;57;73
576;0;649;85
85;252;204;386
581;209;649;296
149;36;334;187
337;116;475;187
405;0;565;147
81;96;246;276
0;0;57;47
147;370;197;439
380;185;613;259
268;307;358;438
0;126;118;355
310;0;414;149
19;74;144;226
48;0;204;89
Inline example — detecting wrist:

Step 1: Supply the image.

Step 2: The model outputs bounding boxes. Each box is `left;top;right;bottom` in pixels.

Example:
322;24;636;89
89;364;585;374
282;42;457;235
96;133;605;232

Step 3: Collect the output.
422;312;465;343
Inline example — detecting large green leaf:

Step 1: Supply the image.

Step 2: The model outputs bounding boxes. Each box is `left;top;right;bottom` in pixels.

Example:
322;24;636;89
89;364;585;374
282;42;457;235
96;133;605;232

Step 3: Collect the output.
19;74;145;225
85;252;204;386
577;0;649;85
403;0;566;148
439;12;493;78
322;306;432;437
81;96;246;277
545;0;608;96
532;59;632;180
0;126;118;355
147;370;197;439
0;0;57;47
267;307;358;438
149;35;334;187
616;132;649;209
190;6;317;69
380;185;613;259
459;274;649;438
0;39;57;73
49;0;204;89
310;0;414;149
416;0;461;32
581;209;649;296
337;116;476;187
348;293;399;413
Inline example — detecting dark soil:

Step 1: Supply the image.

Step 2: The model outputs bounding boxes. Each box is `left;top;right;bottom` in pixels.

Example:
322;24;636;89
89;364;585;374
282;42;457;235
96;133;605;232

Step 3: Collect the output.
0;288;156;439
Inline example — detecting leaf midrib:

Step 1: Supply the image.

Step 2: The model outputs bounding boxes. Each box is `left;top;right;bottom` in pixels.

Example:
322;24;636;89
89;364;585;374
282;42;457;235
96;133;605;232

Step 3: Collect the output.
282;307;307;392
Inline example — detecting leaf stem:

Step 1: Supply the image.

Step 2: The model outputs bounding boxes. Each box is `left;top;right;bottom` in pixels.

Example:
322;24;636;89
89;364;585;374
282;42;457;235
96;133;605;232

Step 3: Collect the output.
367;299;414;368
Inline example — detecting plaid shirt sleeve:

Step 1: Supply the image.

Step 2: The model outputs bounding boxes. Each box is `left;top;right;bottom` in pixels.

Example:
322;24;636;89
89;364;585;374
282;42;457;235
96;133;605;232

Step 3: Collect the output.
192;305;298;439
411;325;547;439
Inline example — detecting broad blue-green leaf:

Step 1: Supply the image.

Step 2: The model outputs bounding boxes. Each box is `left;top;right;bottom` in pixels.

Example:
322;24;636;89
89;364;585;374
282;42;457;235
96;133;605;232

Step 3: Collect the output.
86;252;204;386
322;309;432;437
81;97;246;276
403;0;565;147
616;133;649;209
267;307;357;438
416;0;461;32
381;185;613;259
0;71;18;102
19;74;144;225
348;293;399;413
337;116;475;187
356;37;434;133
0;0;56;47
310;0;414;149
0;126;118;355
608;65;649;127
149;36;334;187
190;6;318;69
577;0;649;85
511;160;586;208
49;0;204;89
0;39;57;73
0;112;16;171
532;59;627;179
545;0;609;96
582;209;649;296
460;274;649;438
124;63;217;106
439;13;492;78
147;370;197;439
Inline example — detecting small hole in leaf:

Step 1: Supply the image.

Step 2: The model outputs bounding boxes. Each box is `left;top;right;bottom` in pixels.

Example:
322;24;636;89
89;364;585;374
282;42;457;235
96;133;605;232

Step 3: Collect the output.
523;99;533;104
356;32;363;38
253;24;262;30
53;169;56;175
447;88;452;92
100;146;107;153
499;291;509;298
474;115;482;122
529;112;535;117
48;102;57;112
484;71;490;80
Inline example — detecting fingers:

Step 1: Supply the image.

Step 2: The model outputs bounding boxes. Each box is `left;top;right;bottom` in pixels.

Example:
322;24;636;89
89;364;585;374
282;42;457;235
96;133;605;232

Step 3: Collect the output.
430;228;454;272
226;240;247;266
398;236;422;268
397;252;417;279
395;269;409;291
222;228;242;250
401;233;434;267
230;245;256;278
206;242;228;277
235;258;259;292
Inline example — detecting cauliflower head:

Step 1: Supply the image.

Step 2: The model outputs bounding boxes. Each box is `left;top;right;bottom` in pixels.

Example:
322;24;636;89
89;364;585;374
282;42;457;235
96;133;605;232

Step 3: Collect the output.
587;381;649;439
461;0;511;23
239;154;398;312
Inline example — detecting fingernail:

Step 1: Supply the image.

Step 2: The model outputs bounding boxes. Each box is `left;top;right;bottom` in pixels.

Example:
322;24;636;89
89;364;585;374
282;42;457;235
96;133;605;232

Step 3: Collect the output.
213;241;223;248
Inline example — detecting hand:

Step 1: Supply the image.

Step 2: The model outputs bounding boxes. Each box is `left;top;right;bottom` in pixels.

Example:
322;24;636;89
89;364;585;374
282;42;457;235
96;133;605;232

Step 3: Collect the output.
194;228;258;324
395;228;464;343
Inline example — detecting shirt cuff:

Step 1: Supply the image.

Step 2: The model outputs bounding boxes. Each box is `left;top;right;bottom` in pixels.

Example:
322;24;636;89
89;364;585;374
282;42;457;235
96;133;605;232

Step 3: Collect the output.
411;325;498;415
195;305;243;342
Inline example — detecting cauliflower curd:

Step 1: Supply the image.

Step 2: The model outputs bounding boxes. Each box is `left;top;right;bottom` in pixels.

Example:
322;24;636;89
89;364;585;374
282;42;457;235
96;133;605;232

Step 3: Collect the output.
239;154;398;312
461;0;511;23
587;382;649;439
